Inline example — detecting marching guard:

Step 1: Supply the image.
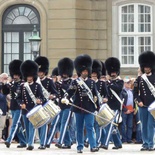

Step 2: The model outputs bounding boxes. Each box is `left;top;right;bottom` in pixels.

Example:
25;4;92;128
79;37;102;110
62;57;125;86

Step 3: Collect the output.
4;60;27;148
20;60;47;150
101;57;123;150
62;54;100;153
134;51;155;151
46;57;74;148
35;56;58;149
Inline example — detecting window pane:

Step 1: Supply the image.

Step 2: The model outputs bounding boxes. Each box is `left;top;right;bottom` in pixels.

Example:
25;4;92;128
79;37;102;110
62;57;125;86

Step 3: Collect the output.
138;5;144;13
128;37;134;45
12;32;19;42
24;43;31;53
128;56;134;64
12;43;19;53
128;24;134;32
145;46;151;51
138;37;144;45
4;43;11;53
145;37;151;45
4;54;12;64
122;14;127;22
12;8;19;16
19;7;25;15
128;5;134;13
128;47;134;54
145;24;150;32
122;47;127;54
6;33;11;42
122;24;127;32
139;14;144;22
139;24;144;32
145;6;150;13
122;6;127;13
122;56;127;64
122;37;127;45
128;14;134;22
12;54;19;59
24;54;31;60
145;14;150;22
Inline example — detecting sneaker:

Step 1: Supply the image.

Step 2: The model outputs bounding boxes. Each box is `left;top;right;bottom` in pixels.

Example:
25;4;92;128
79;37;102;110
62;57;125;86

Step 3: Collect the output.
17;144;27;148
26;146;34;150
5;141;10;148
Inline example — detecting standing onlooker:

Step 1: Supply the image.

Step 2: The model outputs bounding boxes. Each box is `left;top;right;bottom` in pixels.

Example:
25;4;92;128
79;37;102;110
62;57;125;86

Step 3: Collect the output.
0;73;9;142
134;51;155;151
120;76;135;143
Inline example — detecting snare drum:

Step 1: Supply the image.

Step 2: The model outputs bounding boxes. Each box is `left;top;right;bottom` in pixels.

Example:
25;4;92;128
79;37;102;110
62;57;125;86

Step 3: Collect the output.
148;101;155;119
43;100;61;123
26;105;50;128
95;103;115;127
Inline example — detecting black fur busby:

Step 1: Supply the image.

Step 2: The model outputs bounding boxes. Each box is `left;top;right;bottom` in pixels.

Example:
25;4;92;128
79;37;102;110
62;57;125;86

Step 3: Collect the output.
9;59;22;78
51;67;58;76
100;61;106;76
92;59;102;79
34;56;49;75
20;60;38;82
58;58;74;77
74;54;92;76
105;57;120;76
139;51;155;73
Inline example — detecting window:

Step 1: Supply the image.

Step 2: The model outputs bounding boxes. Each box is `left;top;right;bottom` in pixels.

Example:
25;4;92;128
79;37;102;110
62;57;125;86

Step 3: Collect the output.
2;4;40;73
119;3;152;67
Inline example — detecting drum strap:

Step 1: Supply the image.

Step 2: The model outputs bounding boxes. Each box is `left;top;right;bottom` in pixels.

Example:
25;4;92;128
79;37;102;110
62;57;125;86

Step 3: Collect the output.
76;77;97;109
24;82;37;105
36;77;49;100
141;74;155;98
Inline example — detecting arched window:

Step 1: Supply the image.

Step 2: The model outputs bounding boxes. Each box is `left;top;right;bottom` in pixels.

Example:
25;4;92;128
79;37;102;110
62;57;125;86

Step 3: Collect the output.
2;4;40;73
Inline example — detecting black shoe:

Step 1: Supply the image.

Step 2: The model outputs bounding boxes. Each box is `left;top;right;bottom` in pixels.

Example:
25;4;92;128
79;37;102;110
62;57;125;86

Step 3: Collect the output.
26;146;34;150
84;142;89;148
100;145;108;150
55;143;62;148
5;142;10;148
90;147;99;152
46;144;50;148
77;149;83;153
135;141;143;144
149;148;154;151
38;146;46;150
140;147;148;151
17;144;27;148
127;141;133;144
112;146;122;150
61;145;71;149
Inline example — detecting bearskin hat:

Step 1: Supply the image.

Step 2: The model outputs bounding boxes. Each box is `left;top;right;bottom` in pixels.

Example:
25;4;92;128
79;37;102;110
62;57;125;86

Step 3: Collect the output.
74;54;92;76
100;61;106;76
20;60;38;82
139;51;155;73
58;57;74;77
92;59;102;79
9;59;22;78
51;67;58;76
105;57;120;75
34;56;49;75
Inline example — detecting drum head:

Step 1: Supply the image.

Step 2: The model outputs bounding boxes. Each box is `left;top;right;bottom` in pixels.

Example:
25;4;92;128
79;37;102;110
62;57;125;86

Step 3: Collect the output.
26;105;42;118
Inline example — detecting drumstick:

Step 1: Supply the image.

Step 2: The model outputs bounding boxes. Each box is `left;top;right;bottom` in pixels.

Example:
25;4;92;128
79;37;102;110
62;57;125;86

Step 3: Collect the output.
62;100;118;127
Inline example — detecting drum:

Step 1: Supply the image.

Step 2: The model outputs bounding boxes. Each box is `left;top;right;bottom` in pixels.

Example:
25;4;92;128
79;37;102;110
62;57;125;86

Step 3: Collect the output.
95;103;115;127
148;101;155;119
26;105;50;128
43;100;61;123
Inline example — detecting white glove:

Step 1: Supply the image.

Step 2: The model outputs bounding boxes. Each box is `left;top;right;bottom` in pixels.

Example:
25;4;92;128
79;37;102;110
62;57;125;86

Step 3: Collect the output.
0;109;3;116
94;111;98;115
61;98;69;105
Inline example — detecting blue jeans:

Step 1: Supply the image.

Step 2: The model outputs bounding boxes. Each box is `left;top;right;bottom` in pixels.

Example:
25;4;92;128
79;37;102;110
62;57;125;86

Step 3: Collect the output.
121;112;133;142
69;112;76;143
6;110;26;145
22;115;36;146
135;111;142;142
75;113;96;150
139;107;154;148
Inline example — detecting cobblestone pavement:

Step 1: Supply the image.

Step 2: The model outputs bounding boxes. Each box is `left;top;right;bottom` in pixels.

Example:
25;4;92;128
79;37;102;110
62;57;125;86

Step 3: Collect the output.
0;143;154;155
